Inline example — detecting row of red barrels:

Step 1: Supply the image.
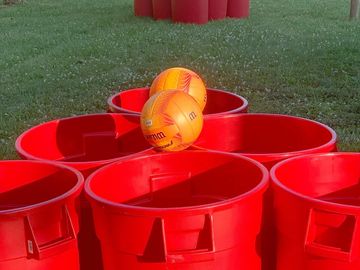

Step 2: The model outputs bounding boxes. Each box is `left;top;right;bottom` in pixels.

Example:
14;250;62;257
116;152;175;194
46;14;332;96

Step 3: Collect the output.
1;88;359;270
135;0;249;24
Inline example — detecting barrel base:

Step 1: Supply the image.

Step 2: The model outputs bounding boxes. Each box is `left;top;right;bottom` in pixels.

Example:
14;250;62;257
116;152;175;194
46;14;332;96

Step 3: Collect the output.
101;246;260;270
0;249;79;270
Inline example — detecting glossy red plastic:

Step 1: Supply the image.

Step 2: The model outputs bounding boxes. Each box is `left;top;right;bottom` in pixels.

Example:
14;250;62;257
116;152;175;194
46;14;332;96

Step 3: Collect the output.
16;113;153;177
271;153;360;270
152;0;171;19
85;151;269;270
194;113;337;270
134;0;153;16
194;113;337;169
107;87;248;117
171;0;208;24
15;113;153;270
209;0;228;20
0;160;83;270
227;0;250;18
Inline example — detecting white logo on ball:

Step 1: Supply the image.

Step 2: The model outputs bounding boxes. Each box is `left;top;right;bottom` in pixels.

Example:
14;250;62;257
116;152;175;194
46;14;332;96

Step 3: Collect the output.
145;119;153;127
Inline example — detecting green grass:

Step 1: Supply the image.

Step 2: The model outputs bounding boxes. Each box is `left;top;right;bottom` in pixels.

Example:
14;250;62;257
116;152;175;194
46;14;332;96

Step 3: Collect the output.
0;0;359;159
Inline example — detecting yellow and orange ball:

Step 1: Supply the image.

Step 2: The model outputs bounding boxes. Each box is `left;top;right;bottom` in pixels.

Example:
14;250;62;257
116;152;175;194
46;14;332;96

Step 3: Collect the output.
140;90;203;152
150;67;207;111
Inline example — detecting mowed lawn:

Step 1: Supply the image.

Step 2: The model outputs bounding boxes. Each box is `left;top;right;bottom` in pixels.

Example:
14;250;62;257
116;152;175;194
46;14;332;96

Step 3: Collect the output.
0;0;359;159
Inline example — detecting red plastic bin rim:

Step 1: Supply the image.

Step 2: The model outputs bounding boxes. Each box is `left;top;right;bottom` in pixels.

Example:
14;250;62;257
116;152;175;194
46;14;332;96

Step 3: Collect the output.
107;87;249;116
0;160;84;215
270;152;360;212
196;113;337;158
15;113;152;166
85;150;269;215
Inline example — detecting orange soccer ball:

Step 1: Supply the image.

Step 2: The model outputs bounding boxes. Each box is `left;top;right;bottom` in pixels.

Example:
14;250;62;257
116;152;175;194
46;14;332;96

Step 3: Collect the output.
141;90;203;152
150;67;207;111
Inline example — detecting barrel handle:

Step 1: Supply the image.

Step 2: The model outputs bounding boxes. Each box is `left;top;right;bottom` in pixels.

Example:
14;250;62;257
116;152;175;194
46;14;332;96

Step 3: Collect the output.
24;205;77;260
139;214;215;263
166;213;215;263
149;172;192;193
304;208;359;262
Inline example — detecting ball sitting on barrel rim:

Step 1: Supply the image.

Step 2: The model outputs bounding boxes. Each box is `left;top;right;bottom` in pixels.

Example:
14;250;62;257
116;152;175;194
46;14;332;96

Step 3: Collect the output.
150;67;207;111
140;90;203;152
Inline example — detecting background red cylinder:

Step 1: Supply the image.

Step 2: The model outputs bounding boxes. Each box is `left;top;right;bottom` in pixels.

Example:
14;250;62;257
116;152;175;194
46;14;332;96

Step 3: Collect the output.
209;0;228;20
171;0;208;24
134;0;153;17
227;0;250;18
152;0;172;19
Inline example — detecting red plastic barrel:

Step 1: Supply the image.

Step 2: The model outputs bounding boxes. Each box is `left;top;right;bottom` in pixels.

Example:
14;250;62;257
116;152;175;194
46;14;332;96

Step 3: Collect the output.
16;113;152;177
193;113;337;270
171;0;208;24
0;160;83;270
152;0;172;19
227;0;249;18
271;153;360;270
209;0;228;20
15;113;153;270
194;113;337;169
107;87;248;117
134;0;153;16
85;151;269;270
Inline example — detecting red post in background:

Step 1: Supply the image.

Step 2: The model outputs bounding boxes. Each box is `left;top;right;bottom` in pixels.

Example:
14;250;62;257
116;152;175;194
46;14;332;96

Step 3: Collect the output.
209;0;228;20
227;0;250;18
134;0;153;17
152;0;172;19
172;0;208;24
